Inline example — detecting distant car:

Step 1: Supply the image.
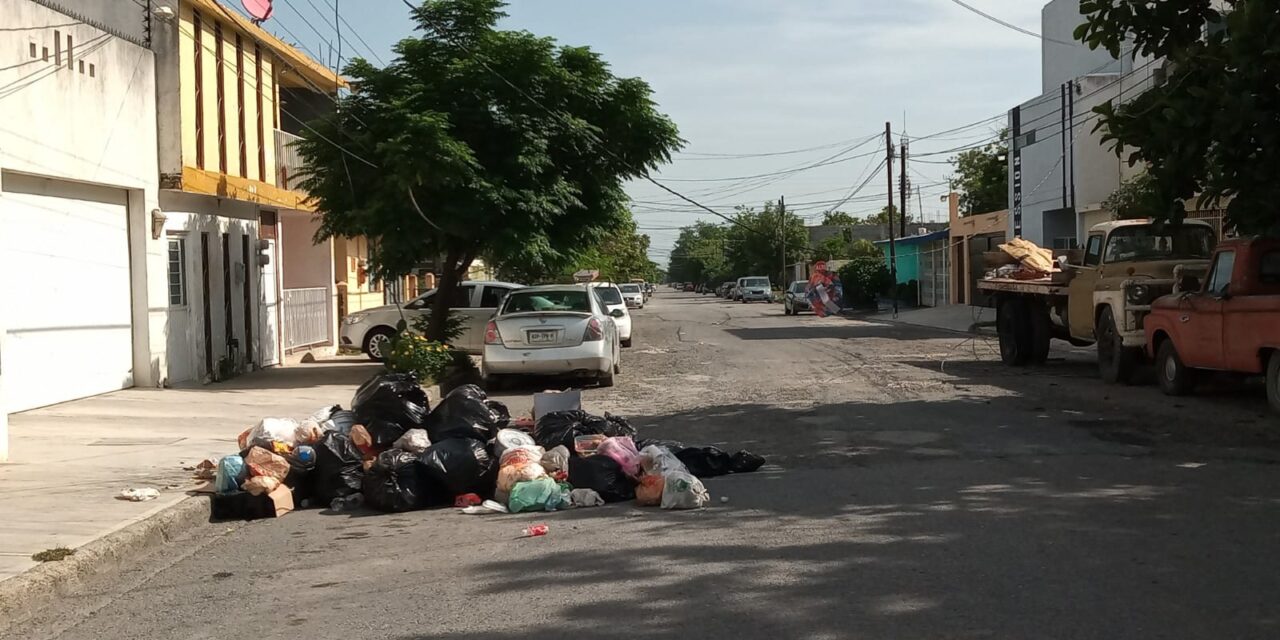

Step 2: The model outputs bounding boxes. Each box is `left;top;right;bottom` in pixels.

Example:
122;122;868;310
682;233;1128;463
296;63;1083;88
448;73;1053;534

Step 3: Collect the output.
683;282;695;292
620;283;645;309
589;282;633;347
481;285;622;389
736;276;772;303
341;280;523;360
784;281;811;315
718;281;736;298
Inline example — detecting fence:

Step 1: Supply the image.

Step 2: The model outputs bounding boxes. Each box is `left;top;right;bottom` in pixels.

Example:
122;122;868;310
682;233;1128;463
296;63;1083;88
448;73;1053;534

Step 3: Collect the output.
275;129;305;191
282;287;331;350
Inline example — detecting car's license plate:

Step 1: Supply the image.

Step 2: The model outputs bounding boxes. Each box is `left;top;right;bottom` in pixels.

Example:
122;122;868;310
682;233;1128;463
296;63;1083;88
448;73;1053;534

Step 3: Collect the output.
527;330;557;344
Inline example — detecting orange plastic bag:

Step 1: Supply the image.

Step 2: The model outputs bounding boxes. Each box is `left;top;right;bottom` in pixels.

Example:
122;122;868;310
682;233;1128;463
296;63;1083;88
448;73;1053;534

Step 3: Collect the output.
635;474;665;507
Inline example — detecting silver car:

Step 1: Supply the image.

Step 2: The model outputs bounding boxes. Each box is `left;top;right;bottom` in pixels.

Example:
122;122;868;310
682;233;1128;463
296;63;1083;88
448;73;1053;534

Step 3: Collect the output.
481;285;623;389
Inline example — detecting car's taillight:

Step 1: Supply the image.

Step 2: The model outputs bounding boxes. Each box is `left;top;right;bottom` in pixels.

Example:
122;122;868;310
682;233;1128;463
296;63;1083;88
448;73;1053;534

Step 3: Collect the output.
583;317;604;341
484;320;502;345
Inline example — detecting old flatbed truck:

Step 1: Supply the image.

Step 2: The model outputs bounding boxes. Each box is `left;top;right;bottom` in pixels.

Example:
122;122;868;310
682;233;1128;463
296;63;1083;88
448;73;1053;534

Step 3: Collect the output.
977;219;1218;384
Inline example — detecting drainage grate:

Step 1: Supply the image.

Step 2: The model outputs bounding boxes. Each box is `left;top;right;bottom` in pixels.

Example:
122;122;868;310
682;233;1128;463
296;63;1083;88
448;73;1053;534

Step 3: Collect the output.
88;437;186;447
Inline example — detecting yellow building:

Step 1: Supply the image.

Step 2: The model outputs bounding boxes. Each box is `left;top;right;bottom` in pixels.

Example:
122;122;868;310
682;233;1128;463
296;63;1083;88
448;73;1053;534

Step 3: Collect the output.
152;0;347;379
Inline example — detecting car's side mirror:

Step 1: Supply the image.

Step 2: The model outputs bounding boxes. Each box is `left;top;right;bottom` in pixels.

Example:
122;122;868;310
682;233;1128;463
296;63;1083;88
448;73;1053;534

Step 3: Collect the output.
609;309;625;318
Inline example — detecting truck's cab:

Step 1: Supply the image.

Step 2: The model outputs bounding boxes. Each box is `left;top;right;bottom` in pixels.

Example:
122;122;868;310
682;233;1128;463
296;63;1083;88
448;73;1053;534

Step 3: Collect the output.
1065;219;1217;383
1144;237;1280;412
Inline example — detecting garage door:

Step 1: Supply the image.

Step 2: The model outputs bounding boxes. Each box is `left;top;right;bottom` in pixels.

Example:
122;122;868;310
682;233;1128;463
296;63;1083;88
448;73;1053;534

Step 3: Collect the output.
1;172;134;412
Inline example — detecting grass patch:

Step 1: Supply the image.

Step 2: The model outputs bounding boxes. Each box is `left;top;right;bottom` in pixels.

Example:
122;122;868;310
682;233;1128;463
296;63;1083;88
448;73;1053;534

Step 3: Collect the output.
32;547;75;562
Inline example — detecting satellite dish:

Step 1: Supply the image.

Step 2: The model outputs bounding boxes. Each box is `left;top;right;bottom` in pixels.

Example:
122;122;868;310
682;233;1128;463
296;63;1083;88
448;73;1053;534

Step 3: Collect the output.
242;0;274;23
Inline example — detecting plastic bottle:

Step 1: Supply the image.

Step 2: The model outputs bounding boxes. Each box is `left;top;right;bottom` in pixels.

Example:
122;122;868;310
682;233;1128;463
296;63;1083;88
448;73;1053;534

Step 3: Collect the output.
522;524;549;538
330;493;364;512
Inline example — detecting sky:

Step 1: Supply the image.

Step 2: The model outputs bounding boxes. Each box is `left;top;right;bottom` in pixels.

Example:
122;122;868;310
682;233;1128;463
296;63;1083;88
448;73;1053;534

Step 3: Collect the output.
240;0;1047;266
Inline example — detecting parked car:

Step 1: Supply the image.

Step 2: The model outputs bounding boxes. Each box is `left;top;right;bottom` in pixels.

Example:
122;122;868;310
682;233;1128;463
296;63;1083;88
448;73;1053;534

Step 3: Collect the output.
1144;237;1280;412
588;282;633;347
719;281;736;298
481;285;622;389
620;283;645;309
341;280;523;361
683;282;695;292
736;276;772;303
784;281;811;315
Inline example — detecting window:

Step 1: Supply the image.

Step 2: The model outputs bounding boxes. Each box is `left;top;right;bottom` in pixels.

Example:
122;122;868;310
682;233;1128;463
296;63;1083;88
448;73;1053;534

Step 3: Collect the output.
593;286;623;305
235;33;247;178
743;278;770;288
193;11;204;169
620;284;641;294
167;237;188;306
505;290;591;313
1103;225;1216;264
215;22;227;174
1206;250;1235;297
480;286;510;308
1261;251;1280;285
254;45;266;183
1083;234;1103;266
450;285;475;308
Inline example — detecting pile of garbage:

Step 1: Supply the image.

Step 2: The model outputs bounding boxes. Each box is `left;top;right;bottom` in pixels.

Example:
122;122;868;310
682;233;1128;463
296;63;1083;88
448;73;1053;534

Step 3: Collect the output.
207;373;765;520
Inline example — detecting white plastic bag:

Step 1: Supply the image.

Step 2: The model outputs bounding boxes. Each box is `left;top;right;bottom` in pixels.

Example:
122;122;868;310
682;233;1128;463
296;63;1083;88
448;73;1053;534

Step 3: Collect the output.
310;405;340;423
541;445;570;473
570;488;605;508
639;445;687;476
660;472;709;510
494;428;537;457
393;428;432;454
246;418;300;447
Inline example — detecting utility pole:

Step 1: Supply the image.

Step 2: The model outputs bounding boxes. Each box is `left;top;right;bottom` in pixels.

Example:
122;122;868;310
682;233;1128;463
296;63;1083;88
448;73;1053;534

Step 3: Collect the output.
899;138;909;238
779;195;786;287
885;122;898;316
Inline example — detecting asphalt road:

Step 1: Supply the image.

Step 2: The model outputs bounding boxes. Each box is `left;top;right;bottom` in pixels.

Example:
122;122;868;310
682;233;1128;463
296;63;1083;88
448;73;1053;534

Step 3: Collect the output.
8;292;1280;639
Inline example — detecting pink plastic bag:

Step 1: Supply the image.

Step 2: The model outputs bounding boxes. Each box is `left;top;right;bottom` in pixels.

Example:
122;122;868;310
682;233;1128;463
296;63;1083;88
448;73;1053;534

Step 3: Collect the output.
597;436;640;477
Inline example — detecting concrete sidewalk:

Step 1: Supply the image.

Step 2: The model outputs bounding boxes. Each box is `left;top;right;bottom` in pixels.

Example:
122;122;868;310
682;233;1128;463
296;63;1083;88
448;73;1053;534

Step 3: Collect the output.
0;357;382;582
856;303;997;335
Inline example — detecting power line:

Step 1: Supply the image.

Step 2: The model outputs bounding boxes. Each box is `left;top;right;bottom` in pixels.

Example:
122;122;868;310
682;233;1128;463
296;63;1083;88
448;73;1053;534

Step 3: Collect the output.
946;0;1078;47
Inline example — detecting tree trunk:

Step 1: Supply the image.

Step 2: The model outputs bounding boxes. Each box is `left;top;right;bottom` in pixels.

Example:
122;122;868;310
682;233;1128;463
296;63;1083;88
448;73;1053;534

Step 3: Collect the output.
425;247;477;343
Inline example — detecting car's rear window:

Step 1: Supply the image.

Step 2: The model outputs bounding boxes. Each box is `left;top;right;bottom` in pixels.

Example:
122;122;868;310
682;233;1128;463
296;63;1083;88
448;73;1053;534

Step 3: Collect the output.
621;284;641;293
595;287;624;304
504;291;591;313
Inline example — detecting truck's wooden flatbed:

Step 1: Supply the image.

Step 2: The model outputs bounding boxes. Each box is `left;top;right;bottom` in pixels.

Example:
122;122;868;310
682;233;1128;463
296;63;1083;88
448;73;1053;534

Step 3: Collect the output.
977;278;1070;297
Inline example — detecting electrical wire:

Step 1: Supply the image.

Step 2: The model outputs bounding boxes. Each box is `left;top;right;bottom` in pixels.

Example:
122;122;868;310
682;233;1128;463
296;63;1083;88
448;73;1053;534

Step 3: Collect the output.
946;0;1078;47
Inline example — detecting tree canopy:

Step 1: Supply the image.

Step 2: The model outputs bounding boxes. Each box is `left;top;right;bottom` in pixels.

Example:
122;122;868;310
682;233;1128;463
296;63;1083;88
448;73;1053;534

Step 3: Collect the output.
821;211;858;226
666;200;807;285
1078;0;1280;235
950;132;1008;215
295;0;681;338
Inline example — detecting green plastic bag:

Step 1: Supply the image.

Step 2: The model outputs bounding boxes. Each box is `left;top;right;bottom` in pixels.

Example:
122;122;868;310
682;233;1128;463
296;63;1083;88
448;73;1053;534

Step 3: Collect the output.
508;477;563;513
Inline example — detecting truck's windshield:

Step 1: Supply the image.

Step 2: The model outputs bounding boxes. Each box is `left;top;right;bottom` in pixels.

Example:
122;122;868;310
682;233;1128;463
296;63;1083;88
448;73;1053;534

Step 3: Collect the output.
1104;225;1216;264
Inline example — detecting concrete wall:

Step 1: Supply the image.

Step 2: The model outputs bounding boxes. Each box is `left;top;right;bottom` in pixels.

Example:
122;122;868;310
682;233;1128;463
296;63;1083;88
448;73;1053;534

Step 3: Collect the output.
1040;0;1123;93
24;0;150;45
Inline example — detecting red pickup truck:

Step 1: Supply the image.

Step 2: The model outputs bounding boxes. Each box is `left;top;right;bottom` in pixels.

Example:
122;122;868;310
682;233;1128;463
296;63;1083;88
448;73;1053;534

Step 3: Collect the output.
1144;237;1280;412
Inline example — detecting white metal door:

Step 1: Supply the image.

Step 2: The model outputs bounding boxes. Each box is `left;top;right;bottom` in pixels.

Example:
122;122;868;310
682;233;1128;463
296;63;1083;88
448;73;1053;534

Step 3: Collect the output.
0;173;133;411
259;237;281;366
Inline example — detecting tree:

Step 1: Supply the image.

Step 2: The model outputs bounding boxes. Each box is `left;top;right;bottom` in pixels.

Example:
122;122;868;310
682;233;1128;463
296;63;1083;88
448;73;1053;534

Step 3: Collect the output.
951;132;1008;215
296;0;681;339
1077;0;1280;235
668;222;729;285
821;211;858;226
863;205;909;227
724;200;808;285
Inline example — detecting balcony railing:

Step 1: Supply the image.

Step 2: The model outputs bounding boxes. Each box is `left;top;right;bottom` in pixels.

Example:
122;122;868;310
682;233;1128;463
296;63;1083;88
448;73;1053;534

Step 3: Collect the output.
275;129;305;191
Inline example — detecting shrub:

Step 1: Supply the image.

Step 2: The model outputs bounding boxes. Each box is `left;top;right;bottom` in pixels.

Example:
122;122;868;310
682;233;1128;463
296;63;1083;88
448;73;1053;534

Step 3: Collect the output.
837;257;892;307
384;334;455;384
408;310;467;346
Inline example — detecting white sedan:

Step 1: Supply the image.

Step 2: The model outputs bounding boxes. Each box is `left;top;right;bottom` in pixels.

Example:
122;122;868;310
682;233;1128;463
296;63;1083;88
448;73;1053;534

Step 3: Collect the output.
620;283;645;309
340;280;523;360
588;282;632;347
481;285;623;388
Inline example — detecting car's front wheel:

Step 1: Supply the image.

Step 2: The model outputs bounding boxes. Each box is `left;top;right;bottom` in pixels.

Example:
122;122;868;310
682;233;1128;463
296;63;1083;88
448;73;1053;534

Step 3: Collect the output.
363;327;396;362
1097;307;1138;384
621;338;632;348
1156;339;1196;396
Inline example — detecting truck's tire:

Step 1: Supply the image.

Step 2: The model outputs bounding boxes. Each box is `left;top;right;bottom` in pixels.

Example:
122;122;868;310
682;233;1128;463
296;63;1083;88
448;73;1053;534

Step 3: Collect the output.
1156;339;1196;396
997;298;1031;367
1267;352;1280;414
1029;300;1052;365
1097;307;1138;385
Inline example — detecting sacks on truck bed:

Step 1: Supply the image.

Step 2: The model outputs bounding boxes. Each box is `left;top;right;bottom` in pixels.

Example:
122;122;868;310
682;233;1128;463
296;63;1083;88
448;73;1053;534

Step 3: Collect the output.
418;437;495;498
363;449;435;513
424;385;509;443
534;411;636;451
312;432;365;502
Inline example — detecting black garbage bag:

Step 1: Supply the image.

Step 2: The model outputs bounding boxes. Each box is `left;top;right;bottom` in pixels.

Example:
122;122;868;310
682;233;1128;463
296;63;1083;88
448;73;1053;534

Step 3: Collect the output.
424;385;506;442
327;410;359;435
361;418;409;449
362;449;435;512
730;451;766;474
568;455;635;503
534;410;610;450
352;372;428;409
676;446;734;478
417;438;495;498
354;384;429;432
634;438;686;453
603;413;637;438
312;432;364;502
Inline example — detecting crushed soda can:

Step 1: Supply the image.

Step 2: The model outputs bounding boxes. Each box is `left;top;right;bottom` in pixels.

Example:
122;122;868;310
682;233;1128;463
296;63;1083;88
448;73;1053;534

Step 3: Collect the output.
521;524;549;538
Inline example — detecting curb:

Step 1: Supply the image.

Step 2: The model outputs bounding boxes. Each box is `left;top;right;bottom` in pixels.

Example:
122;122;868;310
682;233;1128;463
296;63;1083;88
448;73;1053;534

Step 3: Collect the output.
0;495;210;627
